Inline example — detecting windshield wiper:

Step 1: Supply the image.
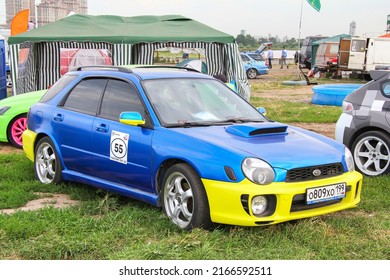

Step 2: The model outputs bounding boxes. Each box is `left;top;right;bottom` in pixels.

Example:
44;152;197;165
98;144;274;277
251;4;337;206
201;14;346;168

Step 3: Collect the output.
165;121;212;128
219;117;264;123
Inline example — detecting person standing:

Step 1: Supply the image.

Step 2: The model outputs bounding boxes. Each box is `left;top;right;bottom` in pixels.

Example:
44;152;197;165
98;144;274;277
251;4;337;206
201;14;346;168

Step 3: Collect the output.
267;46;274;69
280;47;289;69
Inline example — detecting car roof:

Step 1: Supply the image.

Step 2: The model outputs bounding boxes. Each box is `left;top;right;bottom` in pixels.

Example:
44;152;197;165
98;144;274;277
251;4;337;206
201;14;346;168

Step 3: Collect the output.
66;65;213;81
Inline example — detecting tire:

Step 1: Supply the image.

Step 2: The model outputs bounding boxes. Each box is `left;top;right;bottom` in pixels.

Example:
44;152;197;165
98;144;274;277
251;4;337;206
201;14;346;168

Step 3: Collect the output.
34;137;63;184
7;114;27;148
246;68;258;79
351;131;390;176
162;163;213;230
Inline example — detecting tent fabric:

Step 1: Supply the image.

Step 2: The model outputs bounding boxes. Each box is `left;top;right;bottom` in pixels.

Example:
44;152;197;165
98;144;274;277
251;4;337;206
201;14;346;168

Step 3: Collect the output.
8;14;235;45
8;14;250;100
379;33;390;38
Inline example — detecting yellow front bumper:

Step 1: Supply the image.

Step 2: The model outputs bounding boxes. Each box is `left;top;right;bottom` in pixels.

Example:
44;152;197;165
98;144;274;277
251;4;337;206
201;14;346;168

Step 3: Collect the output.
22;129;37;162
202;171;362;226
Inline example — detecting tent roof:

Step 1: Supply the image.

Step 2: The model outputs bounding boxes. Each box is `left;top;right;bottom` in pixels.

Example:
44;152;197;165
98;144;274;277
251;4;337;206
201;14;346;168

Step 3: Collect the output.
379;33;390;38
8;14;235;45
312;34;351;46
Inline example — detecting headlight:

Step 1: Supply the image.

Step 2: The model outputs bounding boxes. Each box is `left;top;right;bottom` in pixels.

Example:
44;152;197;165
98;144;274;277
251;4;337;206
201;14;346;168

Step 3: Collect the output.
345;146;355;172
0;106;10;115
242;158;275;185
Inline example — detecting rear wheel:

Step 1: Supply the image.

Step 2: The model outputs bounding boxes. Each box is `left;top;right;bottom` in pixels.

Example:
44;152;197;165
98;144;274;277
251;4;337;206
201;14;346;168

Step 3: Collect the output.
246;68;258;79
162;163;213;230
351;131;390;176
34;137;63;184
7;114;27;148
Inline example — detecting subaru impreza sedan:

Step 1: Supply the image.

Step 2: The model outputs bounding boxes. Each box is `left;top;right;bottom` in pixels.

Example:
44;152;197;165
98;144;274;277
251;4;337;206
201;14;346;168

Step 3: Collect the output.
23;66;362;230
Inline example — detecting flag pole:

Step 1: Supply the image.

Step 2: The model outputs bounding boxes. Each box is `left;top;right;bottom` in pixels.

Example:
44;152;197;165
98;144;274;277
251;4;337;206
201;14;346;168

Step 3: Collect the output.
293;0;305;81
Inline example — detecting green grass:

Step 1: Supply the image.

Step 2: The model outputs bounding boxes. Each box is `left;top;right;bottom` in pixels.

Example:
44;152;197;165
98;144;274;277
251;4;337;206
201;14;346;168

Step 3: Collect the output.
251;96;342;123
0;154;389;260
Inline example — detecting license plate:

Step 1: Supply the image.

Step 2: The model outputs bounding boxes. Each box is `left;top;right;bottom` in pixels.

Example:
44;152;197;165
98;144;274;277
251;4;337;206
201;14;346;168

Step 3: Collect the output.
306;183;346;205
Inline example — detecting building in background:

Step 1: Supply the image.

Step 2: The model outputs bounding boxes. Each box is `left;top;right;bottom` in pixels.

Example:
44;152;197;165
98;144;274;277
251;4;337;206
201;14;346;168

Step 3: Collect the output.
36;0;87;27
3;0;88;29
5;0;36;28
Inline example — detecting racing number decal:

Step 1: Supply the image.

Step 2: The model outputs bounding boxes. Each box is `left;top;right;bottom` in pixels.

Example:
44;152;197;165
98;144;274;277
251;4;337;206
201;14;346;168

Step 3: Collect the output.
110;130;129;164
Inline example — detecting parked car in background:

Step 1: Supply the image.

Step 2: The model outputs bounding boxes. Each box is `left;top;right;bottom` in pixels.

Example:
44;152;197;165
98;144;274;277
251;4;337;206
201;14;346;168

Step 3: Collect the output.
315;42;339;72
336;69;390;176
240;52;269;79
0;89;46;148
299;35;328;69
6;63;12;88
23;65;362;230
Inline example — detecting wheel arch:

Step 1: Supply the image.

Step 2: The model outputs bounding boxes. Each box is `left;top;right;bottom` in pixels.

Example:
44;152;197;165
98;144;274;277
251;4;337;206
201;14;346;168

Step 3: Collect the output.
347;126;390;148
155;158;200;202
33;132;66;169
6;113;27;143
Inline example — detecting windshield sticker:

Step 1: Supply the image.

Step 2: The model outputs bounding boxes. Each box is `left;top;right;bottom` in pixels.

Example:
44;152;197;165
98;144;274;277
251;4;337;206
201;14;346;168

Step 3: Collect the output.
110;130;129;164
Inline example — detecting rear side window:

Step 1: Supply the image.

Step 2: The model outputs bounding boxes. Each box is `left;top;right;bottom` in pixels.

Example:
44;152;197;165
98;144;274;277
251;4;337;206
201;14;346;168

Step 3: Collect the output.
99;79;145;121
62;78;107;115
40;75;77;103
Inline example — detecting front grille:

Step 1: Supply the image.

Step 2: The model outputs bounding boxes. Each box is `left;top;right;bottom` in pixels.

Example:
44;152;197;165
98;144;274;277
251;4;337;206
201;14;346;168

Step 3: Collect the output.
286;163;343;183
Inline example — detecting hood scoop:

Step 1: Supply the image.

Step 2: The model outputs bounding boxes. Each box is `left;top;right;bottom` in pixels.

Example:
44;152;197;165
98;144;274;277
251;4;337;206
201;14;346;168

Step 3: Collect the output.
226;123;288;138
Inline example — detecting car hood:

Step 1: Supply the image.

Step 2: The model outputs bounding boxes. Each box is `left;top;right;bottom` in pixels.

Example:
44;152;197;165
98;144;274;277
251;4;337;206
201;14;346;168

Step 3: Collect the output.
0;90;46;107
172;122;344;170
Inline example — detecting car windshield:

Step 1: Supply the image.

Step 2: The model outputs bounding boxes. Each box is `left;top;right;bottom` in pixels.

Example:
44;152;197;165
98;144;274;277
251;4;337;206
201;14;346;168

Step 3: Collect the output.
143;78;266;126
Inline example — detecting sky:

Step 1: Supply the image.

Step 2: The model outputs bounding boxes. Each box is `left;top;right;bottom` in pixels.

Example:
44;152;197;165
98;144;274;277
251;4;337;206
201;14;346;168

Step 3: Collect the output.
0;0;389;39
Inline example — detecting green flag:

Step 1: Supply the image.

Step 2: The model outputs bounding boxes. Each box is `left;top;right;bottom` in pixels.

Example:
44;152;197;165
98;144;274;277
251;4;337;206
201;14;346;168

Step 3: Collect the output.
306;0;321;12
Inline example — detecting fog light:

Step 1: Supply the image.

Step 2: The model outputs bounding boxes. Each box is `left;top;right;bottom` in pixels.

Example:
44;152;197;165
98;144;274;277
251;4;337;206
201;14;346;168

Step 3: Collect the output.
251;195;268;216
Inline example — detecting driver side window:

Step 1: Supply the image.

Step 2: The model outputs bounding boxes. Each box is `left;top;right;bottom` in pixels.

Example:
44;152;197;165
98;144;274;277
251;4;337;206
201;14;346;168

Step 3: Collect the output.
99;79;146;122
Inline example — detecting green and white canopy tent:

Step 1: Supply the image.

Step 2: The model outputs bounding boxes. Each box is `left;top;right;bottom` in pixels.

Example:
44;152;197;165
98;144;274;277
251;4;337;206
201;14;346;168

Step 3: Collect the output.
8;14;250;99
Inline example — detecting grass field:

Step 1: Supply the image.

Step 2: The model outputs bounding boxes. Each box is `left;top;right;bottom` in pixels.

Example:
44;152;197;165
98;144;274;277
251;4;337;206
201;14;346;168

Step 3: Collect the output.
0;70;389;260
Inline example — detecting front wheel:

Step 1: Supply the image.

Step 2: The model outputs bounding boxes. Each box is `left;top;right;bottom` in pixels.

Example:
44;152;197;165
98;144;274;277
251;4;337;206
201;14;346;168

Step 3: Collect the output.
162;163;213;230
351;131;390;176
246;68;258;79
34;137;63;184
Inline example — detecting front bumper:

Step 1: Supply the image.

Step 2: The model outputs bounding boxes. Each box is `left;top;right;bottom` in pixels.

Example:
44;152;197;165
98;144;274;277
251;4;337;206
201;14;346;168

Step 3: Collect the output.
202;171;362;226
0;114;12;142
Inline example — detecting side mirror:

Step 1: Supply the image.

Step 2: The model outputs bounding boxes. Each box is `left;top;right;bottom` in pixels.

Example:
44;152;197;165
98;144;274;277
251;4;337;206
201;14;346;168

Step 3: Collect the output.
257;107;266;116
119;112;145;126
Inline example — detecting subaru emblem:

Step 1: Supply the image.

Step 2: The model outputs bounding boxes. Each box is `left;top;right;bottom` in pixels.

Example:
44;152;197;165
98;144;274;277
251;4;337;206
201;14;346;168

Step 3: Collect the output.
313;169;322;177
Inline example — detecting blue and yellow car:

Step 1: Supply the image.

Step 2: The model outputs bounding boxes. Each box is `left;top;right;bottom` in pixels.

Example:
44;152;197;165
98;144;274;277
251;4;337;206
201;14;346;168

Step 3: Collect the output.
23;66;362;230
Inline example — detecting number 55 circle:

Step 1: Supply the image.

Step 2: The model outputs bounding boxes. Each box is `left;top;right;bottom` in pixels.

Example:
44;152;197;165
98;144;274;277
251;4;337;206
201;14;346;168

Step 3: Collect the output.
110;130;129;163
111;138;127;159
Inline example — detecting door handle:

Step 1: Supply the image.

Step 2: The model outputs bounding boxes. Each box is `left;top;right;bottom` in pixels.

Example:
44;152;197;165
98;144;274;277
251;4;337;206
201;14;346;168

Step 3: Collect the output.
53;113;64;122
96;123;109;133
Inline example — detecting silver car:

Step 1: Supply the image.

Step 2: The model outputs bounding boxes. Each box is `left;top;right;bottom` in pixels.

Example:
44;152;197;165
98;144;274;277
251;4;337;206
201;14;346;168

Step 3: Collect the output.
336;70;390;176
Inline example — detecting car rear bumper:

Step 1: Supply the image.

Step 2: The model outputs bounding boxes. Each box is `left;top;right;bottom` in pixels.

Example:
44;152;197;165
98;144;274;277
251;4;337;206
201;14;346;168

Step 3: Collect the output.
202;171;362;226
22;129;37;162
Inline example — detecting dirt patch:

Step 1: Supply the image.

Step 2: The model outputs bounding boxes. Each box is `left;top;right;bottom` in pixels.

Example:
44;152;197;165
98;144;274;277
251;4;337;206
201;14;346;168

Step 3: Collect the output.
0;193;78;215
248;66;336;139
0;142;22;155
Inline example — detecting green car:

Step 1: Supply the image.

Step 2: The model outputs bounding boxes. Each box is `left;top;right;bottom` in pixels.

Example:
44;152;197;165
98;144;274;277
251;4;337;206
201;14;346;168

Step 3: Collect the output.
0;90;46;148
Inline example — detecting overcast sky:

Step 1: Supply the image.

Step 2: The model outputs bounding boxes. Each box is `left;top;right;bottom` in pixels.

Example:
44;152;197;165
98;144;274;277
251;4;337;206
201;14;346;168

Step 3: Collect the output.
1;0;389;39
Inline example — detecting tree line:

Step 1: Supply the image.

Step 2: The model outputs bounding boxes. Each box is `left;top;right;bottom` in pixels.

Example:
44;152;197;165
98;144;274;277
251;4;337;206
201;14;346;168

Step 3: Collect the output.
235;33;301;50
